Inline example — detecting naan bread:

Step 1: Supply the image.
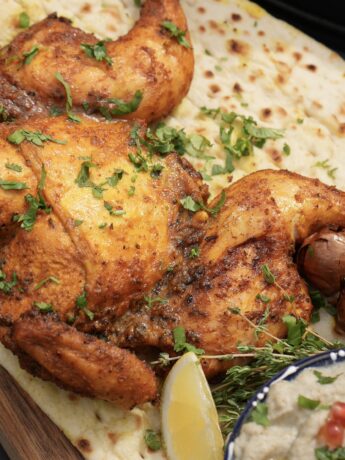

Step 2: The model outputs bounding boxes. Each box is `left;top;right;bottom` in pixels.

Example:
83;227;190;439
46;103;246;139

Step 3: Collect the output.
0;0;344;458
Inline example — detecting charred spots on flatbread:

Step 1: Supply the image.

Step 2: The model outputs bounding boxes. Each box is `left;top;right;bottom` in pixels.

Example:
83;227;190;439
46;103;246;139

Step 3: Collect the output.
209;84;221;94
77;438;92;453
306;63;317;72
204;70;214;78
227;39;250;56
231;13;242;22
260;108;272;121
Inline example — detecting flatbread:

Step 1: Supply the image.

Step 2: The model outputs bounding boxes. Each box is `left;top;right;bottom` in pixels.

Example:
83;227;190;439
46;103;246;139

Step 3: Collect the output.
0;0;344;458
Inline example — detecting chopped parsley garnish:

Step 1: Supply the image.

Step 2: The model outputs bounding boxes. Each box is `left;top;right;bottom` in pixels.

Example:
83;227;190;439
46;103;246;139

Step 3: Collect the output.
251;402;270;427
7;129;66;146
309;286;336;323
0;105;9;122
144;429;161;451
134;0;141;6
81;40;113;66
23;45;39;65
314;159;337;180
34;301;53;313
180;190;226;217
75;160;96;188
0;180;27;190
150;163;164;178
104;202;125;216
5;163;22;172
296;118;304;124
50;106;64;117
283;143;291;156
76;290;94;320
297;394;320;410
55;72;81;122
127;185;135;196
106;169;124;187
261;264;276;284
98;91;143;119
13;165;51;231
282;314;307;347
74;219;84;227
34;276;60;291
315;446;345;460
173;326;204;355
161;21;191;48
313;370;341;385
189;246;200;258
0;271;17;294
144;296;167;308
19;12;30;28
200;107;284;175
98;223;107;229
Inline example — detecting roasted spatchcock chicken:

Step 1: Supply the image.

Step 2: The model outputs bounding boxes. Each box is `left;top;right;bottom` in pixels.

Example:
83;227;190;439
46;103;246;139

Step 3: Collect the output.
1;0;345;410
0;116;345;408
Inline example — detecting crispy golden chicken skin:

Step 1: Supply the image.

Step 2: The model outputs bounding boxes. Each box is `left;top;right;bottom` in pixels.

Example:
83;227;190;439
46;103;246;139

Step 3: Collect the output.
7;312;158;408
112;170;345;375
0;115;207;406
0;0;194;122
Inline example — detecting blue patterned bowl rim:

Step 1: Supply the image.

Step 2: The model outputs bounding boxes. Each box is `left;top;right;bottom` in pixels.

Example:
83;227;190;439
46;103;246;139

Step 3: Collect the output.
224;348;345;460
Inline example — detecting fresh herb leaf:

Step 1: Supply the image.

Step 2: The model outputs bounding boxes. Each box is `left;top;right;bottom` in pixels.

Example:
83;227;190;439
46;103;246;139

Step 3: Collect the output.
261;264;276;284
76;290;94;320
144;296;167;308
81;41;113;66
106;169;124;187
314;159;337;180
144;430;161;451
189;246;200;258
180;190;226;216
13;165;51;231
99;90;143;118
5;163;22;172
161;21;191;48
127;185;135;196
75;160;96;187
282;315;307;347
74;219;83;227
180;196;201;212
34;276;60;290
23;45;39;65
55;72;81;122
134;0;141;6
315;446;345;460
0;271;17;294
104;202;126;216
251;402;270;427
0;179;27;190
297;118;304;124
297;394;320;410
150;163;164;178
49;106;64;117
173;326;204;355
309;286;337;323
34;301;53;313
283;143;291;156
7;129;66;146
19;12;30;28
313;370;341;385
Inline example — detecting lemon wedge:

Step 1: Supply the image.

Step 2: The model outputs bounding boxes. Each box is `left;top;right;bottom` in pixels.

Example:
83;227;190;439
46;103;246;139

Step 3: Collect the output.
161;352;224;460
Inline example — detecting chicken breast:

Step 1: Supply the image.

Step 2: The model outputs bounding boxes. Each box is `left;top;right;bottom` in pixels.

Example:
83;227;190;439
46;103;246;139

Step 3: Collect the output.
0;0;194;122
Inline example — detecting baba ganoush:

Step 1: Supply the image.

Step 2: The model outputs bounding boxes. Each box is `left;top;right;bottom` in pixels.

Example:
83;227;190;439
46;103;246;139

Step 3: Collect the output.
234;362;345;460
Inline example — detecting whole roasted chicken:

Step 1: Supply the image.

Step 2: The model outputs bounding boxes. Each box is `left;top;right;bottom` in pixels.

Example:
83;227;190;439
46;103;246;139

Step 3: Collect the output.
0;116;345;408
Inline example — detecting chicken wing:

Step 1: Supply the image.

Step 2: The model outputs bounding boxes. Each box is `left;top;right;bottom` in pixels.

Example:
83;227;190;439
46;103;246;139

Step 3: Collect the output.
6;311;158;409
112;170;345;375
0;0;193;122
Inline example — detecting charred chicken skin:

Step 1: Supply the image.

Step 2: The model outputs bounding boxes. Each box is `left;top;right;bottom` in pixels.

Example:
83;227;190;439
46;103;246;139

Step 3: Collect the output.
0;0;194;122
0;119;345;407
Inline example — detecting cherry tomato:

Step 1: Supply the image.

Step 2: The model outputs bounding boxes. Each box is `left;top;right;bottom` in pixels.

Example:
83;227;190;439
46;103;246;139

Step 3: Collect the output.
318;420;344;449
331;402;345;426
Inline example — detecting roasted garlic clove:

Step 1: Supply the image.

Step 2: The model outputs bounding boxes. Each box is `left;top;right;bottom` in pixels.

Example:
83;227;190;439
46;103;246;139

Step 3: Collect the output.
297;228;345;296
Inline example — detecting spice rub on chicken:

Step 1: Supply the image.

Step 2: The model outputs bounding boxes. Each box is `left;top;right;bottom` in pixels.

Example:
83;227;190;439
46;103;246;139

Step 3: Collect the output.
1;115;345;407
0;0;194;122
